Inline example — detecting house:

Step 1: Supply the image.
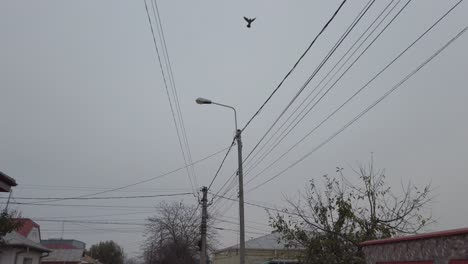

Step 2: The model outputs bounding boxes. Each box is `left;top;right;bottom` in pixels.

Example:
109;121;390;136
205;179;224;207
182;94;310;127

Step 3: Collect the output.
0;171;17;192
360;227;468;264
212;233;303;264
41;239;101;264
15;219;43;243
0;219;51;264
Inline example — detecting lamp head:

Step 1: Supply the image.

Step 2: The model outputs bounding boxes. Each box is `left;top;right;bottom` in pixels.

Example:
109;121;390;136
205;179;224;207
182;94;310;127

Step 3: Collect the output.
196;97;212;105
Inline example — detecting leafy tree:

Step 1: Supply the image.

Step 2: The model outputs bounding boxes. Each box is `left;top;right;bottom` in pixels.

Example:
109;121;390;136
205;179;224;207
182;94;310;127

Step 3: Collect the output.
88;240;125;264
270;158;432;264
0;210;23;243
142;201;217;264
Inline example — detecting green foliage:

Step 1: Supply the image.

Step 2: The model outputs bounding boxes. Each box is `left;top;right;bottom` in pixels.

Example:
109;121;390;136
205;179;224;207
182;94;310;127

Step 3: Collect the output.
270;159;432;264
0;211;22;243
88;240;125;264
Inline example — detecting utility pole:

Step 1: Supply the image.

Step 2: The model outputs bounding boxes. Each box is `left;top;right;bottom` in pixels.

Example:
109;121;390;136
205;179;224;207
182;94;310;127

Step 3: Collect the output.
200;186;208;264
236;129;246;264
3;190;12;213
195;98;245;264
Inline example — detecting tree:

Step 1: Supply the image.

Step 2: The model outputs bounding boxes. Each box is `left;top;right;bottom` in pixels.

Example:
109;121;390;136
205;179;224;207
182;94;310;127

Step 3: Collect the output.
142;201;217;264
88;240;125;264
270;158;432;264
0;210;23;243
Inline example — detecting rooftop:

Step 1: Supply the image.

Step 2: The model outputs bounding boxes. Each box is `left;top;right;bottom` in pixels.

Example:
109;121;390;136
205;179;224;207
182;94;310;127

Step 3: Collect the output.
2;231;51;252
42;248;85;262
360;227;468;246
14;218;41;238
215;232;302;253
42;239;86;249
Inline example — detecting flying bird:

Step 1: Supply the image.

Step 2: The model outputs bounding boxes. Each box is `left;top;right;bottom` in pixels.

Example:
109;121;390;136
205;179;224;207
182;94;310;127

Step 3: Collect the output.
244;17;256;28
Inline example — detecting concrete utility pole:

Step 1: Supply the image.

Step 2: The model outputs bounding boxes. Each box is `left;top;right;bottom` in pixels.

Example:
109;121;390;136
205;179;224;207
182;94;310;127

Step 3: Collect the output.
195;97;245;264
3;190;13;213
236;129;246;264
200;186;208;264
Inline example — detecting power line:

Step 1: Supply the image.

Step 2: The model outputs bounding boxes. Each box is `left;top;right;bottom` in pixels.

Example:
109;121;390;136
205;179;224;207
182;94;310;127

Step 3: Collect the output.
26;146;227;205
207;138;236;191
213;226;270;237
210;192;290;215
33;211;156;219
214;0;376;205
248;22;468;192
242;0;375;170
209;173;237;212
244;0;462;187
244;0;411;180
143;0;197;196
214;218;271;233
0;192;192;201
216;215;267;227
151;0;199;190
4;202;158;209
241;0;349;132
42;229;144;234
243;0;404;177
18;184;191;192
211;193;362;242
37;217;271;234
34;219;146;226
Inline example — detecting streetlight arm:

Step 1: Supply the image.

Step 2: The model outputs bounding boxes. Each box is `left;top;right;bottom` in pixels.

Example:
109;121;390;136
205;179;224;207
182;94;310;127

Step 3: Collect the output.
194;96;245;264
212;102;238;132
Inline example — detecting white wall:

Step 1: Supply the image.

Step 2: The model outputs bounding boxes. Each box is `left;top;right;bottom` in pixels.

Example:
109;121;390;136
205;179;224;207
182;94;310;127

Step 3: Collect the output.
0;248;42;264
26;227;40;244
0;249;17;264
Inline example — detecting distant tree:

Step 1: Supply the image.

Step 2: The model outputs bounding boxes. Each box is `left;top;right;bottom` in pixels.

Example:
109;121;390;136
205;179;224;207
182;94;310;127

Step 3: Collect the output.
142;201;217;264
270;158;432;264
0;210;23;243
88;240;124;264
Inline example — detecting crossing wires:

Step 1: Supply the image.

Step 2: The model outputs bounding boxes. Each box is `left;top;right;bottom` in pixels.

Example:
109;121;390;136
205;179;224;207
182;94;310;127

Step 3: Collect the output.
24;146;228;205
209;0;376;213
243;0;412;181
248;9;468;192
241;0;349;133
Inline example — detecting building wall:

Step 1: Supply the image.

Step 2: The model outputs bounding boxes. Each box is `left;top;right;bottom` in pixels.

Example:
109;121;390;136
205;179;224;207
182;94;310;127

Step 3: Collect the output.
362;234;468;264
213;249;302;264
27;227;40;244
0;248;43;264
0;249;16;264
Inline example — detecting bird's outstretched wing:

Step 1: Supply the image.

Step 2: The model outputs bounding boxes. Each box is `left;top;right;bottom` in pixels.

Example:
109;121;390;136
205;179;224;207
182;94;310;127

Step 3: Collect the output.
244;16;250;22
250;17;256;22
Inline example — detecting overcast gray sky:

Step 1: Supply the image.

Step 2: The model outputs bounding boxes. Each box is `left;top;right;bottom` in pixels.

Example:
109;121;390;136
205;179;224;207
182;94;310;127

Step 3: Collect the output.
1;0;468;257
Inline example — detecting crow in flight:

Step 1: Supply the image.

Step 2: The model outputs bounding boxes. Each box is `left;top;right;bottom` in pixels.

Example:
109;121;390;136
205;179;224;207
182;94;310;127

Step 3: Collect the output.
244;17;256;28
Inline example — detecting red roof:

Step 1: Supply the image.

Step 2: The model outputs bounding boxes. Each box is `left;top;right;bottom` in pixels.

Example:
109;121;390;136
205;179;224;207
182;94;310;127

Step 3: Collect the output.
360;228;468;246
14;218;41;238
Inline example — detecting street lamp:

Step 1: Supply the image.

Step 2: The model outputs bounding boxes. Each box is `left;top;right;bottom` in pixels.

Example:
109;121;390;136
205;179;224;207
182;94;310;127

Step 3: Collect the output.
196;97;246;264
196;97;237;131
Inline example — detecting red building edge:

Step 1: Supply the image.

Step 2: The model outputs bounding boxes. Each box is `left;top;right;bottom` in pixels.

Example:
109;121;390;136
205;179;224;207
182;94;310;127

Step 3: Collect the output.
360;227;468;246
